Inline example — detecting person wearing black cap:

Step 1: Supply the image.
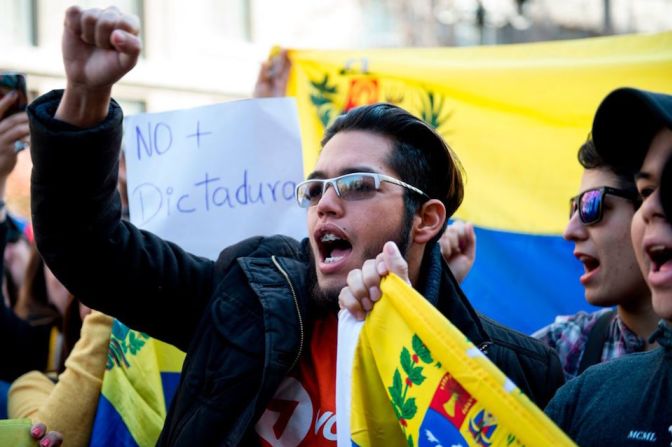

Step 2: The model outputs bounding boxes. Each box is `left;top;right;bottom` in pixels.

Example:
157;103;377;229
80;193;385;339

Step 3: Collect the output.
545;87;672;446
534;137;658;381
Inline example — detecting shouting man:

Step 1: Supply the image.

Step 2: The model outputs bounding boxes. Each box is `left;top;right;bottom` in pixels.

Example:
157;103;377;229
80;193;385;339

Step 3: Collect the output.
29;6;563;446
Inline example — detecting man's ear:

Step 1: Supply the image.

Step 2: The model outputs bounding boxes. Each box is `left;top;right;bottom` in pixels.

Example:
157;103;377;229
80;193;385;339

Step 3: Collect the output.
412;199;446;244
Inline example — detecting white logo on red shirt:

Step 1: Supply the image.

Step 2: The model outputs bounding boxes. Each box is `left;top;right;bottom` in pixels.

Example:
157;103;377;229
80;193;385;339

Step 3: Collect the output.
256;377;312;446
314;410;337;440
256;376;338;446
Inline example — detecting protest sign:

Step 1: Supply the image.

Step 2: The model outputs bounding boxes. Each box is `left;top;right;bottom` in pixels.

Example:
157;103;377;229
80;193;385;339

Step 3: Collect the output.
124;98;307;259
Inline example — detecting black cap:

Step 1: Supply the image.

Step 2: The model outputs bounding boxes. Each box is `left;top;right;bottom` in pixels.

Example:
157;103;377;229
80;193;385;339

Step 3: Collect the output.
592;87;672;172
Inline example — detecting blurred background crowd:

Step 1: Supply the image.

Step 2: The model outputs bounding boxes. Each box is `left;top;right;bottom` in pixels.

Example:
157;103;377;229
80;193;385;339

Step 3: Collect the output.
2;0;672;218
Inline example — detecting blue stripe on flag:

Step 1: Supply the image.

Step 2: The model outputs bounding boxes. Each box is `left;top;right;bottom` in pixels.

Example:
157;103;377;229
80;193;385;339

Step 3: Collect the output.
160;372;181;409
461;226;597;334
89;394;140;447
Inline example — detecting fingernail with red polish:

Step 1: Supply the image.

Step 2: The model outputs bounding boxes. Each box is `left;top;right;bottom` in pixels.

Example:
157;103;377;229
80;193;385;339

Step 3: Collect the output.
31;426;44;438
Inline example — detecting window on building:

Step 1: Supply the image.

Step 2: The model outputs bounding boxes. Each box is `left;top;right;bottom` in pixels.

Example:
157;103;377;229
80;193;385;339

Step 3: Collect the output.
210;0;252;41
117;98;146;116
0;0;37;46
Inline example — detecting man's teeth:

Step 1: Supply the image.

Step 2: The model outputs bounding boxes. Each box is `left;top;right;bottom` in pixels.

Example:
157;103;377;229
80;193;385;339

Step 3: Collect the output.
650;245;668;254
321;233;342;242
325;255;344;264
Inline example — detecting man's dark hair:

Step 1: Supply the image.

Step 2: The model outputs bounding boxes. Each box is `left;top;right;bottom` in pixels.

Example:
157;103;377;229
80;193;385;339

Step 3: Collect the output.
321;103;464;238
578;137;638;195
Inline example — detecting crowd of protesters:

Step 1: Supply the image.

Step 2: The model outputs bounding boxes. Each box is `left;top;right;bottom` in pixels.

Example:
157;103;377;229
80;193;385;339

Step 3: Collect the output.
0;4;670;447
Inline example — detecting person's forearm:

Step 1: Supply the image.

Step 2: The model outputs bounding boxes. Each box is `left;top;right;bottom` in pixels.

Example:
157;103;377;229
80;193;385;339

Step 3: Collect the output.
30;91;214;350
9;313;113;447
7;371;54;420
38;312;113;447
54;84;111;128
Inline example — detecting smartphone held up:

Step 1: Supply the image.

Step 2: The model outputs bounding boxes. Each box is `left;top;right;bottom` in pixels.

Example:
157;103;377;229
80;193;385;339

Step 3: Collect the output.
0;73;27;115
0;72;29;152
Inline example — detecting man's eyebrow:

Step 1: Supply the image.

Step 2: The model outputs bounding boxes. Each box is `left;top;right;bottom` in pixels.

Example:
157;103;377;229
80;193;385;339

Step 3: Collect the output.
306;167;379;180
307;171;327;180
343;167;377;174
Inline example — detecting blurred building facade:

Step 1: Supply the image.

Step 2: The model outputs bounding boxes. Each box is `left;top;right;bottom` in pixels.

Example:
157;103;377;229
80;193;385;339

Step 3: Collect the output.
3;0;671;110
0;0;671;214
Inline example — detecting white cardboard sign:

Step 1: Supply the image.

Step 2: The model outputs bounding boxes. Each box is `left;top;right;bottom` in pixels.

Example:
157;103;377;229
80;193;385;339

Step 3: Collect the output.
123;98;307;260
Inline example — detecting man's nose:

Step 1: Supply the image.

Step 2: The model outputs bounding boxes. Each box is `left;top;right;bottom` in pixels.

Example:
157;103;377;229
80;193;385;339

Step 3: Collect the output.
639;188;664;223
316;182;343;216
563;210;588;241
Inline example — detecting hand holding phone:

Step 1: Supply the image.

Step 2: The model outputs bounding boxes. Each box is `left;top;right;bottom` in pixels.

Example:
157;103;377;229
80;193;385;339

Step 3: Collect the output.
0;73;28;117
0;73;29;154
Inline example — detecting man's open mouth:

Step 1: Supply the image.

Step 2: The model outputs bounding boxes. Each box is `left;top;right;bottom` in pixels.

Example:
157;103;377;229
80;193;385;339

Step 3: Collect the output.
578;254;600;274
318;231;352;264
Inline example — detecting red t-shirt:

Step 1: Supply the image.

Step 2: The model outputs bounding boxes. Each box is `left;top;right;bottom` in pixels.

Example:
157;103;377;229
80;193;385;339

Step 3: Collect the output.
256;314;338;446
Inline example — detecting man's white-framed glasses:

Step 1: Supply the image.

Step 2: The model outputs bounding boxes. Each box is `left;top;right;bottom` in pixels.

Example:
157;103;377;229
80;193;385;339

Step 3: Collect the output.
295;172;430;208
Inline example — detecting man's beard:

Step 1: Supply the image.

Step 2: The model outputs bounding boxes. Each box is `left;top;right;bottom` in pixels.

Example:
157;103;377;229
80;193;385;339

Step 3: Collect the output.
307;212;414;317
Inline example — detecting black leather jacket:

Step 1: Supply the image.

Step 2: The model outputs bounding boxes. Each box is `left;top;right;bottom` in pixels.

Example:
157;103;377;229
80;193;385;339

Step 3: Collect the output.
29;90;564;446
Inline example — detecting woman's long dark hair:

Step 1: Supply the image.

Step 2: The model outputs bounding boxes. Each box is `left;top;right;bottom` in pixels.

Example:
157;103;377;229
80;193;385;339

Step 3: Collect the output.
14;245;82;373
60;297;84;373
14;245;61;326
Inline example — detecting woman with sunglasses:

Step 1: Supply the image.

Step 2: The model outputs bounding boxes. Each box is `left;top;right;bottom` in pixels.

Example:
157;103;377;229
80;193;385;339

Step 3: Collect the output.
533;138;659;380
546;87;672;446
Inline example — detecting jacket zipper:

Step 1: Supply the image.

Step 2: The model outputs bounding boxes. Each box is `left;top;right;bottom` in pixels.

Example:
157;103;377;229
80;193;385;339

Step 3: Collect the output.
271;255;305;371
478;341;492;354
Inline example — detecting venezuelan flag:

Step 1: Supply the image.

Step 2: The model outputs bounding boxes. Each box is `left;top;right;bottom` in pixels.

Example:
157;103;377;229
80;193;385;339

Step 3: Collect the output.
89;320;185;447
287;32;672;333
336;274;576;446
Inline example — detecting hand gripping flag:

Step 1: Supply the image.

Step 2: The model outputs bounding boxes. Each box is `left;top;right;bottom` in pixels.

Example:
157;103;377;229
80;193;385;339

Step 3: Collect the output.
336;274;576;447
89;320;185;447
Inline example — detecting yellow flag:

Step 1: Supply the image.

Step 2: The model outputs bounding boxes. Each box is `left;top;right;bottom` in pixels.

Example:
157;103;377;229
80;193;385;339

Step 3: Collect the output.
287;32;672;234
337;274;575;447
90;320;185;447
287;32;672;335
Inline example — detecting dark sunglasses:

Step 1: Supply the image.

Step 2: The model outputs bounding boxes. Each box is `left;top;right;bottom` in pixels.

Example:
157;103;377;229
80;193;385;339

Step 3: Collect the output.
296;172;429;208
569;186;639;225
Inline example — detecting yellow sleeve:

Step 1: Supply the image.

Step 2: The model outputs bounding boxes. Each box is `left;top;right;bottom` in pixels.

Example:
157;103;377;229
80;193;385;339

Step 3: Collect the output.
7;371;55;419
8;311;113;447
